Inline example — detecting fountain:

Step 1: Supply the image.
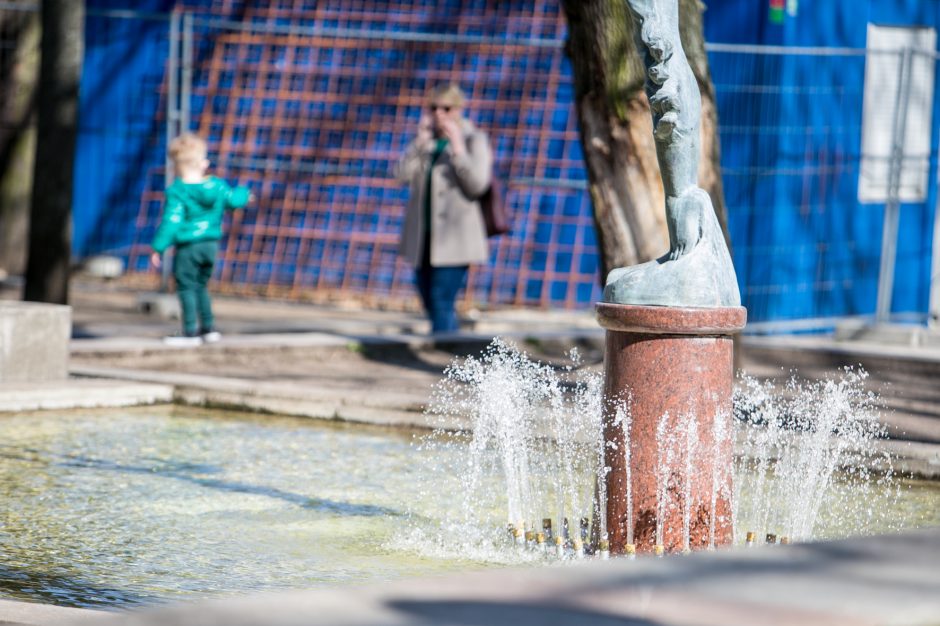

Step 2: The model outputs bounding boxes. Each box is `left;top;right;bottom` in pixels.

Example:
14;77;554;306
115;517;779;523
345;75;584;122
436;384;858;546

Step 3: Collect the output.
732;370;898;542
0;366;930;608
414;338;604;562
398;1;923;563
596;0;745;554
413;340;908;563
404;0;919;564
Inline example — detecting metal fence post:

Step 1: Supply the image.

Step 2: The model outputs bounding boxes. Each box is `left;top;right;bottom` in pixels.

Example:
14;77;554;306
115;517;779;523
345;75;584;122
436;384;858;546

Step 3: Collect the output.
931;206;940;328
181;11;193;133
875;46;913;324
928;51;940;329
931;81;940;328
165;8;180;182
161;8;181;293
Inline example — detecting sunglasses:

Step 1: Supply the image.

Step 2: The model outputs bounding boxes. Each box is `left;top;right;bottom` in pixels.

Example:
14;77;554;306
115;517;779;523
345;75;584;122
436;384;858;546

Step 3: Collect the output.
429;104;452;112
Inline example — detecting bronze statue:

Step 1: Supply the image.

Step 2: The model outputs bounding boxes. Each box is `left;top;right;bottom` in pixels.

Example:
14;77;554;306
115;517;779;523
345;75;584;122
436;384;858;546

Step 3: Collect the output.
604;0;740;307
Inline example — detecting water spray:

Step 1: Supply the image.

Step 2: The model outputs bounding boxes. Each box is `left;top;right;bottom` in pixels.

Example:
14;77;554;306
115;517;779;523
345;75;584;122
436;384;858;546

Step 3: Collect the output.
411;341;898;563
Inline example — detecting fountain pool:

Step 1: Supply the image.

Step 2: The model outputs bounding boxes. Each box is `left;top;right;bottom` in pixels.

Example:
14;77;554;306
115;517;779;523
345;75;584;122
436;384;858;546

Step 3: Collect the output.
412;340;940;559
0;385;938;609
0;407;486;609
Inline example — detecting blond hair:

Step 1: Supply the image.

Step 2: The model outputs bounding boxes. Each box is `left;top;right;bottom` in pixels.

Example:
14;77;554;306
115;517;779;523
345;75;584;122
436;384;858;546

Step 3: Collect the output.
168;132;208;168
427;83;466;110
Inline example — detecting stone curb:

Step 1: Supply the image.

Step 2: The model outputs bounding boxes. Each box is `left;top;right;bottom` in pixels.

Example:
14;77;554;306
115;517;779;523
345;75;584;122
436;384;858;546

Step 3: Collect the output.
0;379;174;413
0;598;105;626
744;334;940;364
69;330;604;360
69;365;469;432
63;362;940;479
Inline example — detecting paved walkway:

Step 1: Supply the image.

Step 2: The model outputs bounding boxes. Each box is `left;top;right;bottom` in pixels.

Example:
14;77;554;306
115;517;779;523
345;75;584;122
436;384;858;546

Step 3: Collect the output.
3;279;940;465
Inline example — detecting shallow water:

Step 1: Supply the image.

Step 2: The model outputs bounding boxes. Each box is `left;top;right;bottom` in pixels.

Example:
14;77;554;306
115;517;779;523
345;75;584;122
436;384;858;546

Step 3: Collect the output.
0;406;938;609
0;407;484;609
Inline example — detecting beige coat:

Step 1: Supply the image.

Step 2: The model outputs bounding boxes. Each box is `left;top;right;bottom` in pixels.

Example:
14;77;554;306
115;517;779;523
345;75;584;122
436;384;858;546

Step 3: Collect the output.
396;119;492;267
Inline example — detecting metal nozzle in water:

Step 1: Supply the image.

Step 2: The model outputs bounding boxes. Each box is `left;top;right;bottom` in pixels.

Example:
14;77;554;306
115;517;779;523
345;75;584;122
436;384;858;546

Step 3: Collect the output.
780;536;791;545
598;540;610;560
536;532;546;552
554;535;565;558
745;531;756;547
765;533;777;545
572;539;584;559
542;518;553;541
513;527;524;546
653;544;665;557
579;517;589;541
525;530;536;550
625;543;637;560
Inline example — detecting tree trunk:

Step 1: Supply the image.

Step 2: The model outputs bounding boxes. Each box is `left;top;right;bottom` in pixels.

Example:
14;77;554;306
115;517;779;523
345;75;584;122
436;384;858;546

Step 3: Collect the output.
23;0;83;304
561;0;729;281
0;11;39;278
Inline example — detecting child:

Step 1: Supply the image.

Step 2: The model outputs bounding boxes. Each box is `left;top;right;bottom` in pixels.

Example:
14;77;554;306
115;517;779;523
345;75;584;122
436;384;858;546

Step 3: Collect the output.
151;133;250;346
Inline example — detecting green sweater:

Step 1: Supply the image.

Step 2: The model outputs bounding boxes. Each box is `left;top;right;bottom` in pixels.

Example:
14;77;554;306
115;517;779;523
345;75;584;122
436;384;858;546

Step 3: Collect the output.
152;176;250;253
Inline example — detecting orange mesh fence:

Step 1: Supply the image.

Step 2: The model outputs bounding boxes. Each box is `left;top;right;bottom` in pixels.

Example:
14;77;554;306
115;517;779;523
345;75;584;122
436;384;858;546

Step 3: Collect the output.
126;2;603;309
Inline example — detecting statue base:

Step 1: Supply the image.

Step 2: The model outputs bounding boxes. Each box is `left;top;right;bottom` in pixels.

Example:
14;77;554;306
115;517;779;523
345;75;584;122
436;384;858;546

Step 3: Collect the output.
596;302;746;554
604;193;741;308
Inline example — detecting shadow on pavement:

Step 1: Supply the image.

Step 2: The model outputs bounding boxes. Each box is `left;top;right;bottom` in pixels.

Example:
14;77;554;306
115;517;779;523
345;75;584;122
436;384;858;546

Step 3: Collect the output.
387;599;662;626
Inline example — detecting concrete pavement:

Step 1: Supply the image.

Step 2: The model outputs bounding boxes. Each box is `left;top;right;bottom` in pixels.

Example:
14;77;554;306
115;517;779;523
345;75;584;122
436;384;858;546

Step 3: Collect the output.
4;278;940;460
60;279;940;444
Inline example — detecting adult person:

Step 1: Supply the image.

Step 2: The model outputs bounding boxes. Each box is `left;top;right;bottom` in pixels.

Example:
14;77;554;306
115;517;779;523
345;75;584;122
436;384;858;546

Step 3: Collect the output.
396;84;492;334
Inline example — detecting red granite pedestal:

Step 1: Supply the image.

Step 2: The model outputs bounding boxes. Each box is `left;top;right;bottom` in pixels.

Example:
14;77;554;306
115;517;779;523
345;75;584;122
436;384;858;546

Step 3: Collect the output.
596;302;747;555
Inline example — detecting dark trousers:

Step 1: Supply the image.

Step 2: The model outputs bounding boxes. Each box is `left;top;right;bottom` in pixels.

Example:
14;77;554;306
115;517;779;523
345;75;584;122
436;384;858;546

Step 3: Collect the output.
415;263;469;334
173;240;217;335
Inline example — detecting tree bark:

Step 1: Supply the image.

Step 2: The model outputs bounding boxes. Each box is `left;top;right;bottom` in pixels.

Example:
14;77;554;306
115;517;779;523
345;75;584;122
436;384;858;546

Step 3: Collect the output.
0;11;39;277
23;0;84;304
561;0;729;281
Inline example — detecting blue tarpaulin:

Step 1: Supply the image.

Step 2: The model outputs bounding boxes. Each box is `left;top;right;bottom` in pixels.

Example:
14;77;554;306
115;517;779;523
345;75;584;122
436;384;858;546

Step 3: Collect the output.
72;0;940;321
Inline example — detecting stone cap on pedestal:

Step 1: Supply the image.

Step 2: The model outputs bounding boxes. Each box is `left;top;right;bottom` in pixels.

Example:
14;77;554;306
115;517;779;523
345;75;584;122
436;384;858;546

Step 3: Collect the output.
0;301;71;382
596;302;746;335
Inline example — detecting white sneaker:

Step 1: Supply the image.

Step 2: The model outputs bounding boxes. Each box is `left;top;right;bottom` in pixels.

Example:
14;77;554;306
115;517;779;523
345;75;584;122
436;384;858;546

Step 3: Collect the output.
201;330;222;343
163;334;203;347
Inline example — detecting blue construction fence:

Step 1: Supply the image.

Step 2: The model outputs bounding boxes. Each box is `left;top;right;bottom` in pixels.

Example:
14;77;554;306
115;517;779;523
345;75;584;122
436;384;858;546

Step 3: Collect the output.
68;0;940;325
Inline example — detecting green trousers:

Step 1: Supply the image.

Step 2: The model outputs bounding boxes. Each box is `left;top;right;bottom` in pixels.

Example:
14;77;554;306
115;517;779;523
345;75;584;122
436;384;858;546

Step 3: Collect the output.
173;240;217;335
